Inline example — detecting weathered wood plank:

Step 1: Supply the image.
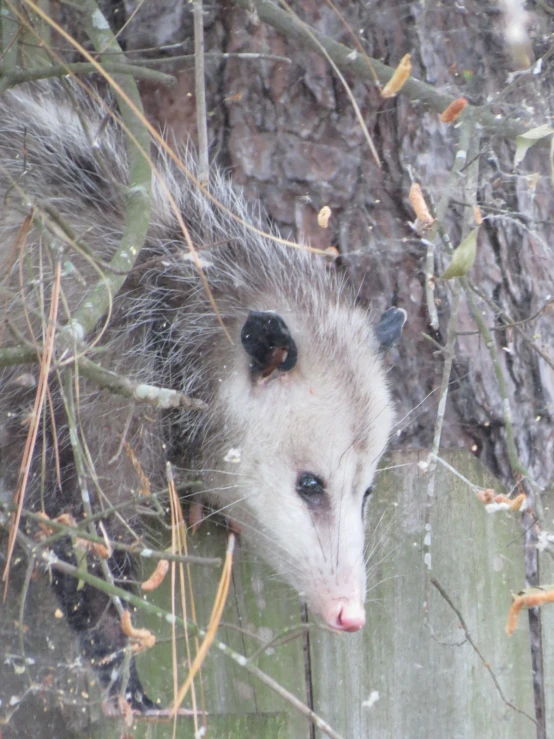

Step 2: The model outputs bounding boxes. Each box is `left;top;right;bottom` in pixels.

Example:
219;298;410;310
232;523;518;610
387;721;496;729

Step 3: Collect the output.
97;712;289;738
133;528;310;738
540;548;554;733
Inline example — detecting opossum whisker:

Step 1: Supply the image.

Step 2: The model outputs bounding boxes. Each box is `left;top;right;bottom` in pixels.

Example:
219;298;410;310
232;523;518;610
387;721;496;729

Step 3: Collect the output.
176;465;250;478
305;505;329;568
364;505;397;563
363;518;404;579
366;571;402;592
180;482;242;499
334;443;352;574
364;500;419;572
365;541;401;574
364;574;402;607
231;535;309;588
373;398;401;437
389;384;443;434
376;461;417;473
216;481;314;575
183;491;298;556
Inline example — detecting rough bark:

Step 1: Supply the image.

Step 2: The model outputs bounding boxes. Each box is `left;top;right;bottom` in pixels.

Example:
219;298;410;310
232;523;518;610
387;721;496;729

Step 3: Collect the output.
113;0;554;493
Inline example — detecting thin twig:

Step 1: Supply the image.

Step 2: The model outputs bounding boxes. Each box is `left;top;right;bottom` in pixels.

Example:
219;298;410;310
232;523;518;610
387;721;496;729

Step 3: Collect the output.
18;508;221;567
75;356;208;411
56;0;153;346
0;60;176;86
422;123;477;621
193;0;209;187
465;282;554;373
415;126;473;330
461;284;538;488
0;347;207;410
431;576;538;729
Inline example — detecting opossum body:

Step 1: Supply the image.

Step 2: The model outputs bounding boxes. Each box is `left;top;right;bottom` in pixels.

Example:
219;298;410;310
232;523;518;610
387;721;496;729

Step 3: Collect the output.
0;83;394;706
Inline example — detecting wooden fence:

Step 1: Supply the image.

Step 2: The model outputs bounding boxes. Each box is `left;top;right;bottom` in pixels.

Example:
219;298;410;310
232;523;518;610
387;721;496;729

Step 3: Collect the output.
2;451;548;738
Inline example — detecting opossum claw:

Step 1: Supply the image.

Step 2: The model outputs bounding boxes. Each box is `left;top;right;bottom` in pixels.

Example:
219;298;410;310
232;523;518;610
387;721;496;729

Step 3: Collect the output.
101;665;156;715
375;307;407;350
240;310;298;376
124;662;157;712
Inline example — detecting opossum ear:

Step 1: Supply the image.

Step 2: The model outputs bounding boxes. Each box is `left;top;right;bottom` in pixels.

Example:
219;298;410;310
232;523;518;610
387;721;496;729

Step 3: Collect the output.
241;311;298;377
375;307;407;350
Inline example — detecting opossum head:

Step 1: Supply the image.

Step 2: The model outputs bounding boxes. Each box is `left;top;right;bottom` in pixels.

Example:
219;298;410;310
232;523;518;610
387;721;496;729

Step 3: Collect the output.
207;301;394;632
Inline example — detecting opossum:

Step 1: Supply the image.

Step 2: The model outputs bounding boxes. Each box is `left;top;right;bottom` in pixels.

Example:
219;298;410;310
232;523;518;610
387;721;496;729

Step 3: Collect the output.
0;82;400;708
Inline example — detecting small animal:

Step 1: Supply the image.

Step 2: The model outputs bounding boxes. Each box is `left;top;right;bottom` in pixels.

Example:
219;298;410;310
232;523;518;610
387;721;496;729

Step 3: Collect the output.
0;82;402;708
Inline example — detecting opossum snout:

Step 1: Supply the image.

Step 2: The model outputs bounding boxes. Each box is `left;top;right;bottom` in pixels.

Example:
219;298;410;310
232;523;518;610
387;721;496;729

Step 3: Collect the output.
323;599;366;632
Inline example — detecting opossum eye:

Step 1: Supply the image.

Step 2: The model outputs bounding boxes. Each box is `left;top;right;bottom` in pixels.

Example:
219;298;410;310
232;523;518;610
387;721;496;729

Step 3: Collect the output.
296;472;326;506
362;485;374;513
363;485;374;502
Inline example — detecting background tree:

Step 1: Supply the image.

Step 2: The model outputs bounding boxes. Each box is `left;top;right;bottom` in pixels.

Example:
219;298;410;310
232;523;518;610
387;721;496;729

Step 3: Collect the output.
1;1;554;736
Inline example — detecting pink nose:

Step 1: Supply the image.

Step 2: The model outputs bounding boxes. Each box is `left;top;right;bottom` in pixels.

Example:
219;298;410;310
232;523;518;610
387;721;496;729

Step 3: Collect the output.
325;600;366;632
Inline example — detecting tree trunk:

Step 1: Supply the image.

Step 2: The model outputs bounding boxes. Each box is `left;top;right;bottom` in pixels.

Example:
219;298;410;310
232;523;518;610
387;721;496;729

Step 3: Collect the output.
121;0;554;487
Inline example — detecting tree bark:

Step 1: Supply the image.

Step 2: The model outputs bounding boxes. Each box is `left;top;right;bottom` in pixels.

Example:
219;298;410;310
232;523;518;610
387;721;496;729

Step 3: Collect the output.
120;0;554;492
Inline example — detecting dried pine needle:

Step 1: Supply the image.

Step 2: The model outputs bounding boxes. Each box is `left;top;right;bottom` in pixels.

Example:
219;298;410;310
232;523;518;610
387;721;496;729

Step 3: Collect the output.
171;532;236;715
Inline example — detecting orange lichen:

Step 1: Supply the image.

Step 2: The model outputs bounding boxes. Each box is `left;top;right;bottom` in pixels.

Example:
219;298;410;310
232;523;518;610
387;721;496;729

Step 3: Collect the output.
75;538;110;559
408;183;435;229
506;588;554;635
495;493;526;511
121;610;156;652
477;489;527;511
141;559;169;592
440;97;468;123
36;512;110;557
317;206;332;228
381;54;411;98
477;488;495;504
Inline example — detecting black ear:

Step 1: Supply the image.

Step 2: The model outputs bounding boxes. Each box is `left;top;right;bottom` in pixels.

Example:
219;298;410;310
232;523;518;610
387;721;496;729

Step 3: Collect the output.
375;307;407;350
241;311;298;377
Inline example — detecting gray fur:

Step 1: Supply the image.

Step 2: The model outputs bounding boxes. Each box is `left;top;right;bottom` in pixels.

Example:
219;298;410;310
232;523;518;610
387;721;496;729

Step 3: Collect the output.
0;82;393;632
